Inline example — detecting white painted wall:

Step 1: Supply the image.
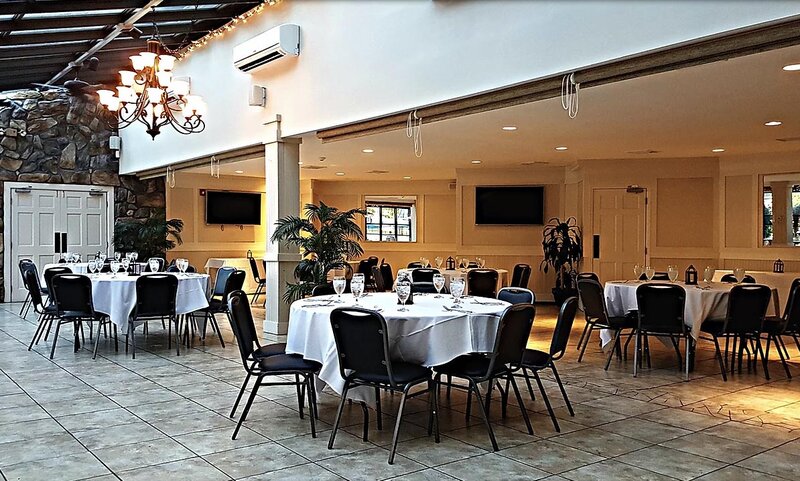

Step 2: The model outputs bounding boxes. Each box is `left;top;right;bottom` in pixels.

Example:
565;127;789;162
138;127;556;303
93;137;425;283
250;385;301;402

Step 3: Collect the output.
120;0;800;173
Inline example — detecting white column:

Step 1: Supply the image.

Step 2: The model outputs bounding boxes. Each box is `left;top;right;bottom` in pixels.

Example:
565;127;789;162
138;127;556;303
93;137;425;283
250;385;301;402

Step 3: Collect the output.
263;116;301;341
771;181;792;245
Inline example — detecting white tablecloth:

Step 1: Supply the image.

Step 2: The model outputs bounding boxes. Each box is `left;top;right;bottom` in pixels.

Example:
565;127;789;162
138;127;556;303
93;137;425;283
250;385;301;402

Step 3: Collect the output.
41;262;88;283
89;273;210;332
286;292;509;402
395;268;509;294
713;270;797;314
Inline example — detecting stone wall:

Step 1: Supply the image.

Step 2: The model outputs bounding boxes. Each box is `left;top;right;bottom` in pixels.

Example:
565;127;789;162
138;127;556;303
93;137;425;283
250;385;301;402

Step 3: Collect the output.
0;88;166;301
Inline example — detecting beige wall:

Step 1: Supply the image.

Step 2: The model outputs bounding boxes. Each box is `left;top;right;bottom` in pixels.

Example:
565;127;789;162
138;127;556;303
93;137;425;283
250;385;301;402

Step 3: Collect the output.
166;172;267;269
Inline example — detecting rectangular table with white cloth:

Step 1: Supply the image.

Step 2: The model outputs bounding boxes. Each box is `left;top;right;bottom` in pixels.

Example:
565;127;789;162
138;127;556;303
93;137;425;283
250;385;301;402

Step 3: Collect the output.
286;292;510;403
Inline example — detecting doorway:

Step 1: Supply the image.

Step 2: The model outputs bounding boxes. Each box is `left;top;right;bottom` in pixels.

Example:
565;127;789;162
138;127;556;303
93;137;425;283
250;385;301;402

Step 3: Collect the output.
591;188;647;282
3;182;113;302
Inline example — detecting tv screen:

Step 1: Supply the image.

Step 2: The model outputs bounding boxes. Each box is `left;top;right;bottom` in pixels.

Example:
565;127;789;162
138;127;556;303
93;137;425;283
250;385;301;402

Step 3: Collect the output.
475;186;544;225
206;191;262;225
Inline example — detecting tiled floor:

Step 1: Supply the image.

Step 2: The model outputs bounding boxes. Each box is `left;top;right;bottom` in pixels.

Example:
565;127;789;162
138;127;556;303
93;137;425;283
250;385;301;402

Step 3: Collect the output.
1;301;800;481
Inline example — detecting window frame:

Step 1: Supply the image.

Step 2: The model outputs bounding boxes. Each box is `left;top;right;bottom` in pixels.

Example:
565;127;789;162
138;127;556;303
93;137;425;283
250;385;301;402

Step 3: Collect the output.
365;201;416;243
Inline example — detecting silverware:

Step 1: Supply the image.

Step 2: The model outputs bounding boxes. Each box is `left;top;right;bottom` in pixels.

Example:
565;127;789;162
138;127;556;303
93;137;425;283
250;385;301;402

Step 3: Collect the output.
443;305;472;313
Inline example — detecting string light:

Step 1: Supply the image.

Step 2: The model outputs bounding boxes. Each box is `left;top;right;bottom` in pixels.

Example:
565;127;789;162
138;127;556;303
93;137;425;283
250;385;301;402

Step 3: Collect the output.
179;0;281;59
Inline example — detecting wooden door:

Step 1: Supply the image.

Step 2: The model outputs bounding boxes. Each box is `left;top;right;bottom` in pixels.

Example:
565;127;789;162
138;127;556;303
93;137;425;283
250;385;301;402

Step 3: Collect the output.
9;187;60;301
591;189;647;282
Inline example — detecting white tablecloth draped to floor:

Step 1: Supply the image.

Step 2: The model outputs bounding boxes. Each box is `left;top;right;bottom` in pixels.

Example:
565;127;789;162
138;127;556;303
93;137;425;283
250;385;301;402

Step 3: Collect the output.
89;273;210;332
286;292;509;402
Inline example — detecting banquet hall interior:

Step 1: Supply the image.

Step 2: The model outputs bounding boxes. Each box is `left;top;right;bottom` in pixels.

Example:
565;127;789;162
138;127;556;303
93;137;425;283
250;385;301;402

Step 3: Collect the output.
3;1;800;481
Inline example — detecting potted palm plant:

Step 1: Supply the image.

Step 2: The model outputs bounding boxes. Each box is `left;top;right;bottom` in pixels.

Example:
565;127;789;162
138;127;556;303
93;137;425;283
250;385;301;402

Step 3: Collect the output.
271;202;366;303
540;216;582;305
113;213;184;260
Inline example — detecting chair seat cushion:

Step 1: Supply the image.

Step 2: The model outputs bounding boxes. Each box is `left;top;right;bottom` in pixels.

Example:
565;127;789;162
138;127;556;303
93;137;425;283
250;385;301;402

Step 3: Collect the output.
700;319;725;335
435;354;506;378
356;361;431;385
602;316;637;329
259;354;321;373
204;299;228;313
521;349;550;368
252;343;286;359
762;317;785;334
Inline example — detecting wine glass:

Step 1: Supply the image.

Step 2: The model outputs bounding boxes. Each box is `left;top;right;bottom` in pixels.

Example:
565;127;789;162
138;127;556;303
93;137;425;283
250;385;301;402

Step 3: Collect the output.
645;266;655;281
180;258;190;273
87;260;97;275
435;256;443;269
131;252;138;263
98;253;107;264
114;252;122;262
110;260;121;277
633;264;642;281
396;278;411;312
148;258;159;273
450;277;465;305
121;257;131;274
734;268;746;284
351;273;365;303
478;257;486;268
433;274;446;298
667;265;679;283
333;276;346;303
704;266;715;283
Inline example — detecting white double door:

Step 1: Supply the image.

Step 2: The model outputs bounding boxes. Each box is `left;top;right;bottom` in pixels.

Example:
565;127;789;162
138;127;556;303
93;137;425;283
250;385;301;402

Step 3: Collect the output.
5;183;113;302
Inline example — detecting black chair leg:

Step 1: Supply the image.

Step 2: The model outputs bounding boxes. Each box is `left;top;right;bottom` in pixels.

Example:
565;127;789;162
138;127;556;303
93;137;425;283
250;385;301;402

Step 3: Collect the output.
772;334;792;379
578;324;594;363
756;335;770;380
469;379;498;451
28;315;48;351
375;386;383;430
49;320;62;359
604;329;621;371
551;363;574;416
130;324;137;359
576;321;590;352
305;375;317;438
329;380;351;448
388;384;412;465
712;336;728;382
233;373;264;439
509;373;534;435
778;335;791;360
92;322;102;359
19;293;30;316
230;372;253;418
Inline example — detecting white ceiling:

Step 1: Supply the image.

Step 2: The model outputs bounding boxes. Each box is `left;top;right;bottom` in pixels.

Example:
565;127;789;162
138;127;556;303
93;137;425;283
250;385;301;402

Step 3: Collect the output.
191;44;800;181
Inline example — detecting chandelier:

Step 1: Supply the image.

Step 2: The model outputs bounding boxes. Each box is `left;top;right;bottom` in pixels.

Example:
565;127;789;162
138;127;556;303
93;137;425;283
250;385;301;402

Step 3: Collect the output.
97;40;206;140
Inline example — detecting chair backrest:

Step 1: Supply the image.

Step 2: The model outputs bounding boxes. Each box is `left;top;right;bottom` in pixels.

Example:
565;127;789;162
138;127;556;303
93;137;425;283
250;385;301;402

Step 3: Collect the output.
212;266;236;297
576;272;599;282
330;307;404;386
407;261;424;269
371;265;386;292
367;256;379;267
783;278;800;331
357;259;372;275
312;283;336;296
223;270;246;299
411;268;439;283
51;274;94;318
146;257;166;272
467;268;499;298
227;290;258;369
380;262;394;288
724;284;772;333
510;264;532;289
18;259;33;290
44;266;73;296
636;283;686;334
22;268;46;313
134;274;178;318
497;287;534;305
249;257;263;283
486;304;536;375
411;282;438;294
720;273;756;284
550;297;578;360
576;279;609;323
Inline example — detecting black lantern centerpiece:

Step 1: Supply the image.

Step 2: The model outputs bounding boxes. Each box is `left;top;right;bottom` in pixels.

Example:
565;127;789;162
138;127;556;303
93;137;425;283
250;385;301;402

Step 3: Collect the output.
446;256;456;270
685;264;698;285
774;259;785;273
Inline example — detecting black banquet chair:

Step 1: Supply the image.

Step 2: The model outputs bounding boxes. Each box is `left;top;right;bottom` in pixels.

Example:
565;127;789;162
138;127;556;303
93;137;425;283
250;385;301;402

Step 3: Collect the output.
380;262;395;291
24;268;59;351
510;297;577;432
634;283;690;380
371;265;386;292
510;263;532;289
248;256;266;304
407;261;424;269
411;268;439;283
328;307;439;464
49;274;112;359
434;303;536;451
497;287;534;305
761;278;800;379
18;259;36;317
194;269;246;347
227;291;321;440
576;279;637;364
127;274;179;359
720;273;756;284
467;268;499;298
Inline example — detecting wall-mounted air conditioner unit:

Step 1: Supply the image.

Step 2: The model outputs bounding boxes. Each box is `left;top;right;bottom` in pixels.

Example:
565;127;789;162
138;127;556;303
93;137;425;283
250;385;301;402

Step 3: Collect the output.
233;24;300;72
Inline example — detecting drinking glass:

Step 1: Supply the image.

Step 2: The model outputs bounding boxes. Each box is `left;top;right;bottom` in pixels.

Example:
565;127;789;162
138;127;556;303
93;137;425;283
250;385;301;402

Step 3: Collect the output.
633;264;642;280
333;276;346;302
433;274;446;298
450;277;465;305
148;258;159;273
121;257;131;274
87;260;97;275
98;253;107;264
734;268;746;283
435;256;443;269
110;261;121;277
351;273;365;303
179;258;189;273
667;265;679;282
703;266;715;283
396;279;411;312
131;252;138;263
478;257;486;268
645;266;655;281
114;252;122;261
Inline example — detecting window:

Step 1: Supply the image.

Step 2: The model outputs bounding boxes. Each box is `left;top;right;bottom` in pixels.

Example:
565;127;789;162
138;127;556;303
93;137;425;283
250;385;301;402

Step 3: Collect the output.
365;196;416;242
762;174;800;246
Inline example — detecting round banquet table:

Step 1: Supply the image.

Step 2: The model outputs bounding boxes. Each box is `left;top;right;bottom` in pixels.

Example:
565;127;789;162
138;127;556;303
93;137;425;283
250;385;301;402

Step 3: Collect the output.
394;268;509;294
88;272;210;332
286;292;510;402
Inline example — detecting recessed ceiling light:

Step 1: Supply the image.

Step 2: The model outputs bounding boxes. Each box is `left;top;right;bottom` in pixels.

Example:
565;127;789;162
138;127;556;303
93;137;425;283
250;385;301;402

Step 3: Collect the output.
234;170;244;174
502;126;517;131
783;64;800;71
336;172;345;176
471;160;482;164
298;161;304;165
403;176;412;180
555;146;568;151
362;148;374;153
711;148;725;153
765;121;783;126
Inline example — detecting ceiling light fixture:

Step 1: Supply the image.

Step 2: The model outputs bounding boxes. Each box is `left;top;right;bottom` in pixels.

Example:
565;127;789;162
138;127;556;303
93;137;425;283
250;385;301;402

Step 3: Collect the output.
336;172;345;176
403;176;412;180
502;126;517;131
555;146;568;151
362;149;374;153
765;121;783;126
783;64;800;71
471;160;482;164
711;148;725;153
234;170;244;174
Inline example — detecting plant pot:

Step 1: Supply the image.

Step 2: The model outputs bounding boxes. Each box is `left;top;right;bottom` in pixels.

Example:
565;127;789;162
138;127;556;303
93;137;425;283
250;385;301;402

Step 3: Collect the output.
552;287;578;306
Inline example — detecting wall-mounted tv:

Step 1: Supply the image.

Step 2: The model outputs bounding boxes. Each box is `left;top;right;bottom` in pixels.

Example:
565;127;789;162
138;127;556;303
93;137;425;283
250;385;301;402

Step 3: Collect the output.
475;186;544;225
205;191;262;225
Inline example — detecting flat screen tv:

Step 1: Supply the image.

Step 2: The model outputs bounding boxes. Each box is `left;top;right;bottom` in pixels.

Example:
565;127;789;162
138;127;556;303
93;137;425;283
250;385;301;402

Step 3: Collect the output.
475;186;544;225
205;191;262;225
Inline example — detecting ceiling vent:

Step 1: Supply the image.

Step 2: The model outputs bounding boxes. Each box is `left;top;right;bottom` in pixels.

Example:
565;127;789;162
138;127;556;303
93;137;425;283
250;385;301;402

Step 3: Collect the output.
301;165;327;170
366;170;389;174
521;161;549;166
626;149;661;155
776;136;800;143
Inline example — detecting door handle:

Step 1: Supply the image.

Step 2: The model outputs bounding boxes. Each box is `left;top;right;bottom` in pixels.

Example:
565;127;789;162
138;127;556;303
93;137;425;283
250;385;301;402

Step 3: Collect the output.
593;235;600;259
61;232;67;253
54;232;61;254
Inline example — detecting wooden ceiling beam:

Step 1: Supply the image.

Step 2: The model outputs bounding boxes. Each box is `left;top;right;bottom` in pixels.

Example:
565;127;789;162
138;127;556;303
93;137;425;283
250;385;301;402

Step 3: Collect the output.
0;21;215;47
0;0;258;14
0;8;240;32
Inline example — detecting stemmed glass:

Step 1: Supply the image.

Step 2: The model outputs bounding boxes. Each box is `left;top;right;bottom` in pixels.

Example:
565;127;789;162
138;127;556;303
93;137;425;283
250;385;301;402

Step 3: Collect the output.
667;265;679;283
734;268;746;284
450;277;465;305
87;260;97;275
633;264;642;281
351;273;365;303
703;266;715;283
478;257;486;268
435;256;443;269
148;258;159;273
121;256;131;274
110;260;121;278
98;253;107;264
433;274;446;298
115;252;122;262
333;276;346;303
130;252;138;264
396;278;411;312
645;266;655;282
177;258;189;273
